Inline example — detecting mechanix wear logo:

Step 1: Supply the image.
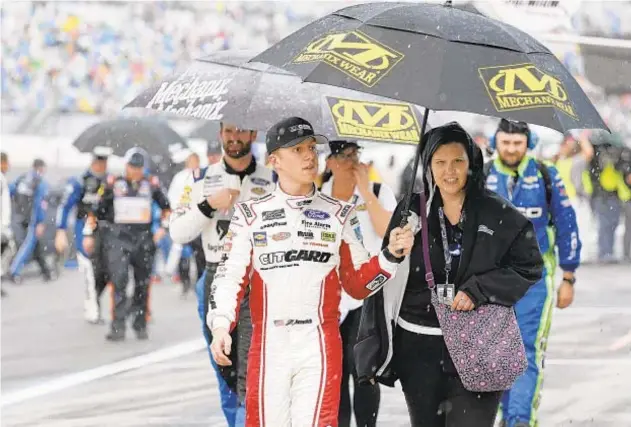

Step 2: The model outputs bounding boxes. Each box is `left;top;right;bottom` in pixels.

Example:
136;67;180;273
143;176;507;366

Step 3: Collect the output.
146;71;231;121
327;97;421;144
293;31;403;87
478;63;577;119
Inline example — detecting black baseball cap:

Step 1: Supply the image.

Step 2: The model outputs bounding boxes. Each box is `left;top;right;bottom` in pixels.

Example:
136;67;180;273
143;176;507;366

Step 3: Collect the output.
208;140;223;155
127;152;145;168
266;117;327;155
328;140;360;157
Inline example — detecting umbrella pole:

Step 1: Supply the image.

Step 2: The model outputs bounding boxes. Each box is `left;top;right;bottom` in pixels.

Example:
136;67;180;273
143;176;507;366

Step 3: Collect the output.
400;107;430;227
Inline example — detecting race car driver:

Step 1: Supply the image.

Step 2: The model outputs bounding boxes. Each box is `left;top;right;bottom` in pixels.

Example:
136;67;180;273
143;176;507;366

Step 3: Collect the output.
208;117;414;427
55;146;111;323
485;119;581;427
169;122;275;427
85;151;170;341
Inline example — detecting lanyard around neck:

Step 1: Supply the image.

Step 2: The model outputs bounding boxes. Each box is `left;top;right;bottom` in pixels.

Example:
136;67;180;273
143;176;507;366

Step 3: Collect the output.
437;207;453;284
437;206;465;284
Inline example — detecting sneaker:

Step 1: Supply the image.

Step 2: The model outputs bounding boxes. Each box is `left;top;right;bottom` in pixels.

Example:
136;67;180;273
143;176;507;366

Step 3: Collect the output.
134;328;149;340
84;300;102;324
9;274;22;285
105;328;125;341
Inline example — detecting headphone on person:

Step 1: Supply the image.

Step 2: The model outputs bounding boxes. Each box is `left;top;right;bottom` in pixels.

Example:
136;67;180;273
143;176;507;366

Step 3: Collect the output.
489;119;539;151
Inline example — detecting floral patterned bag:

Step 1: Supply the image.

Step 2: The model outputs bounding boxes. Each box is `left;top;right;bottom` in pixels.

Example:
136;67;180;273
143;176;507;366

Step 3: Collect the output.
417;191;527;392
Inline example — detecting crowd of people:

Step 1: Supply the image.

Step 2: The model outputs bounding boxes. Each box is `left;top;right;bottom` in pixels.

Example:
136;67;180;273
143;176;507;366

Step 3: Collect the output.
2;1;630;118
2;114;629;427
0;1;333;114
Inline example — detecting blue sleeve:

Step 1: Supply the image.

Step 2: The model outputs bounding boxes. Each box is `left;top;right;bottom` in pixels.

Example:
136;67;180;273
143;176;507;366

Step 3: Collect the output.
34;180;50;225
56;178;82;229
548;165;581;272
151;201;162;234
9;177;19;197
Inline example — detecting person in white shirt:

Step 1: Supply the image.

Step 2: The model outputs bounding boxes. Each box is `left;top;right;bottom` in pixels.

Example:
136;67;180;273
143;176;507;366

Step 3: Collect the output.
166;150;205;295
319;140;397;427
169;123;276;427
1;152;13;296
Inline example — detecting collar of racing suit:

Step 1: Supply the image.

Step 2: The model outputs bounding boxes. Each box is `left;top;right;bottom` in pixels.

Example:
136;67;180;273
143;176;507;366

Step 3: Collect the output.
273;182;317;207
222;156;256;182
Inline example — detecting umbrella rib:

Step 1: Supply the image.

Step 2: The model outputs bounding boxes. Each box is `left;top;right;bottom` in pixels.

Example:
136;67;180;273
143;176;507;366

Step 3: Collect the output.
197;57;299;78
333;3;551;55
357;20;548;54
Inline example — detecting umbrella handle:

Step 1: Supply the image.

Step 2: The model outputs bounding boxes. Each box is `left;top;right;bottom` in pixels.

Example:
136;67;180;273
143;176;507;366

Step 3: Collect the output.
397;108;430;252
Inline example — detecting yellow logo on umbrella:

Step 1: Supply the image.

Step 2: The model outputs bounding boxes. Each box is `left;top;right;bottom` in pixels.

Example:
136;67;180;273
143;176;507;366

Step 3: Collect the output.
479;63;577;119
326;97;420;144
293;31;403;87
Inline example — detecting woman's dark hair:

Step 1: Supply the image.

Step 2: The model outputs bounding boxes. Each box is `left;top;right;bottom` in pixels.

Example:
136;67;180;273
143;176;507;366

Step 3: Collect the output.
320;169;333;186
420;122;485;196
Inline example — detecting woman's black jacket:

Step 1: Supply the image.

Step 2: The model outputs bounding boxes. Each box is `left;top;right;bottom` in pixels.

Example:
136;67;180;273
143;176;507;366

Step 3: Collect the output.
353;189;544;387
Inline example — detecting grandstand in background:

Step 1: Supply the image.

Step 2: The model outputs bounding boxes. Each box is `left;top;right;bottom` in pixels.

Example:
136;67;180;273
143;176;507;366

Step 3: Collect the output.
1;0;629;139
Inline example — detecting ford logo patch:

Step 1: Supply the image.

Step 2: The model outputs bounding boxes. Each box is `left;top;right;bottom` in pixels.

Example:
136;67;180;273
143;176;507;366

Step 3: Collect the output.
304;209;330;220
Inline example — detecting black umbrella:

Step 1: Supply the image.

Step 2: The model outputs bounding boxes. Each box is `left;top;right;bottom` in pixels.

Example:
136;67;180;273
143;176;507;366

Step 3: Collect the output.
251;1;608;217
125;50;431;146
73;117;187;160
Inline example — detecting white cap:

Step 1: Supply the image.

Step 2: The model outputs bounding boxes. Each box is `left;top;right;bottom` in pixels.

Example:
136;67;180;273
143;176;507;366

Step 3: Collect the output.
172;148;194;164
93;146;113;158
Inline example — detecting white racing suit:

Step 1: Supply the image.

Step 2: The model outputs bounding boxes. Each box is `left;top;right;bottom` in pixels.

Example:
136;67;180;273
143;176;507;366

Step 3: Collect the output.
169;158;275;426
208;186;400;427
1;172;15;276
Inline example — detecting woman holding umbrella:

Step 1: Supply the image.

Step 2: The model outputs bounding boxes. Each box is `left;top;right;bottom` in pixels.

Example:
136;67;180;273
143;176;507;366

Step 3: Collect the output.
354;122;544;427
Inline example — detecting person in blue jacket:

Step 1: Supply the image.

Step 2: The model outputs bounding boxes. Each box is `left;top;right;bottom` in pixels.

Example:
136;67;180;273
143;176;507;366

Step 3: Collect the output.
485;119;581;427
9;159;52;283
55;147;111;323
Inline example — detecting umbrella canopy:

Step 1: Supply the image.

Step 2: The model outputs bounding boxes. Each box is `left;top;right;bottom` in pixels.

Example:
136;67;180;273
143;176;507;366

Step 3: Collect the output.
125;50;431;146
189;121;266;144
252;1;607;134
73;117;187;160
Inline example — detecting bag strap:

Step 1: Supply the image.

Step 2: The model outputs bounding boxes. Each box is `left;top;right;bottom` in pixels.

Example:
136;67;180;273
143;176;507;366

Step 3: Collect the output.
483;160;494;178
418;189;436;289
535;161;553;207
